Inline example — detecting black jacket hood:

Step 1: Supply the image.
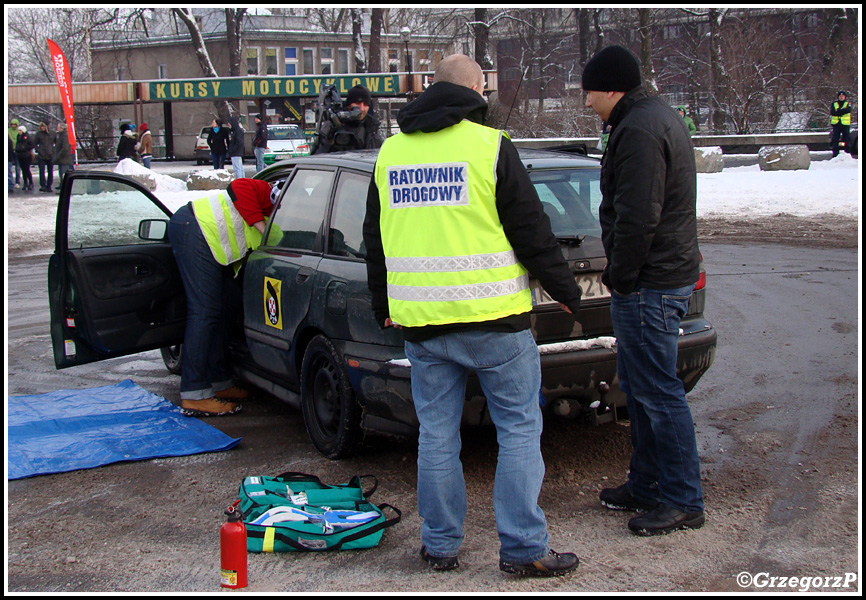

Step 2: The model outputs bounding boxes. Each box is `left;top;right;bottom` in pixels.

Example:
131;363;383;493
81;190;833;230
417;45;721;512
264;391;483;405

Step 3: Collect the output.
397;81;488;134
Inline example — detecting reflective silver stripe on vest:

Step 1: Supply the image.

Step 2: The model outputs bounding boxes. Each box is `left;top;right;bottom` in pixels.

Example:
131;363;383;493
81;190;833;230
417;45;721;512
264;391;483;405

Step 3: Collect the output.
386;250;519;273
387;274;529;302
206;193;248;259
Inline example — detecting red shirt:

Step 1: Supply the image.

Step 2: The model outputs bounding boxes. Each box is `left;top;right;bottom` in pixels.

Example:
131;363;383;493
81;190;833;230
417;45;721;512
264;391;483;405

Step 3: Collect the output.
226;178;273;226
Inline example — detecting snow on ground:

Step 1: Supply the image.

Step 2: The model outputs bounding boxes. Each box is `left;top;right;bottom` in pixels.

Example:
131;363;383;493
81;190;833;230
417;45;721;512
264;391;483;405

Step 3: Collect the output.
696;152;860;218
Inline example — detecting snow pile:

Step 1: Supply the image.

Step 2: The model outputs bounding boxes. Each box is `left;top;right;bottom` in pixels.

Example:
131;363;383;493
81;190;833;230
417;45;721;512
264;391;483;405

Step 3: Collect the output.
696;152;860;218
114;158;188;193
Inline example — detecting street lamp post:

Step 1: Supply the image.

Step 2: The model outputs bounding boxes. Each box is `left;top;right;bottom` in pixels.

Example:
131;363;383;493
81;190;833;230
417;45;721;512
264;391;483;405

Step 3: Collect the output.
400;26;413;99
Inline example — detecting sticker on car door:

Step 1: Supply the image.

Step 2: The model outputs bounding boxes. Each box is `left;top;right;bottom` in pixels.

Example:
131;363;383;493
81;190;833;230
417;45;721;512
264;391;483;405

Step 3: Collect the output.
264;277;282;329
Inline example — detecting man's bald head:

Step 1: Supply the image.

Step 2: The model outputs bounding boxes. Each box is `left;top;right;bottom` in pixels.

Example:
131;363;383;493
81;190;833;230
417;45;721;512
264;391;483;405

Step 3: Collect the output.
434;54;485;94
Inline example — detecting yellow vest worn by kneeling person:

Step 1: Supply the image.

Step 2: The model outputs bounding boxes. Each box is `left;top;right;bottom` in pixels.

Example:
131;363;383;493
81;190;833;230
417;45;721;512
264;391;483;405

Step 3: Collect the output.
192;192;270;275
375;119;532;328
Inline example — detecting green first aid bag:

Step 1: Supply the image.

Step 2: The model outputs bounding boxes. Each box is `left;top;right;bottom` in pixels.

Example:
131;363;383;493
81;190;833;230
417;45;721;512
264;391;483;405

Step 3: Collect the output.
238;472;401;552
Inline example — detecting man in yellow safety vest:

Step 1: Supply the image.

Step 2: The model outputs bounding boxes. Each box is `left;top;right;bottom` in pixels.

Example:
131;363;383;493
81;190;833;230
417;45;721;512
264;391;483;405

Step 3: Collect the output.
363;54;582;578
168;178;276;417
830;90;852;157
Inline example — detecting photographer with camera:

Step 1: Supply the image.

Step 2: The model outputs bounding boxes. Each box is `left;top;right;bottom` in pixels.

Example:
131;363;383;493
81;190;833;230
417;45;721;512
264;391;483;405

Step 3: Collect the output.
314;84;383;154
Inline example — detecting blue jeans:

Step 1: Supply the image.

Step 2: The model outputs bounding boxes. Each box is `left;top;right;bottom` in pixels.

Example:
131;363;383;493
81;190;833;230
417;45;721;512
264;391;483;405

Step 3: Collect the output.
254;147;266;173
404;328;549;563
211;152;226;170
168;203;240;400
231;155;245;179
610;285;704;513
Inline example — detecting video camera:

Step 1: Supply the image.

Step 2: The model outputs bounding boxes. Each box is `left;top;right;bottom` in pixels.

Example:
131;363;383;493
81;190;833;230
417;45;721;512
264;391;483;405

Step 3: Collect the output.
319;85;364;128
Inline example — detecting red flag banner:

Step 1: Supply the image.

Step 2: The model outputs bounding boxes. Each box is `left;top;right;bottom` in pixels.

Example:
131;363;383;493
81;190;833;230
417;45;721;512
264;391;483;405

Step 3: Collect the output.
47;38;77;156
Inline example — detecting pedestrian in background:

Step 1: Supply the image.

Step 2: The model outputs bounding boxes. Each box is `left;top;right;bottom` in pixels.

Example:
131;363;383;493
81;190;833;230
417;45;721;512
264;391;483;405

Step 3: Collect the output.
582;45;705;536
117;124;138;162
364;54;581;578
677;106;697;136
228;116;245;179
35;122;55;192
8;136;15;194
207;118;229;169
53;122;74;191
137;122;153;168
830;90;852;157
253;114;268;173
15;125;35;192
9;117;21;188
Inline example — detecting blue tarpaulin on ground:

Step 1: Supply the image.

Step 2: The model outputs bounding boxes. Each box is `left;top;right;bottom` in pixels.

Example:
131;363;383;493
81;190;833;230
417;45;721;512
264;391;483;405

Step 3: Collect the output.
8;379;241;480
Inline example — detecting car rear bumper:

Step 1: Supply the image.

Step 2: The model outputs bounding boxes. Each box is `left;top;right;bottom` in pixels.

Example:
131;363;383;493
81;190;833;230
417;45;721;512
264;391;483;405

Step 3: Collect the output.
342;320;717;434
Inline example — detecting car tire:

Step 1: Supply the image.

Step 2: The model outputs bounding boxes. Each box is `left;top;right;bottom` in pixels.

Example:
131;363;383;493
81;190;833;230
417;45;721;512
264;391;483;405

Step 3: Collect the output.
300;334;361;459
160;344;183;375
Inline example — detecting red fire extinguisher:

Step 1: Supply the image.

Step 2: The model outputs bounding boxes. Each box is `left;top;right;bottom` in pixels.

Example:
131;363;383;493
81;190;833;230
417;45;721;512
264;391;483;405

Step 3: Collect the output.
220;500;248;589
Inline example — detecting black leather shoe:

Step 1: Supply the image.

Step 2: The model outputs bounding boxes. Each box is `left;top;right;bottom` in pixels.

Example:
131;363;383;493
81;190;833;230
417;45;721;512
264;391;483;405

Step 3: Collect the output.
500;549;579;577
628;503;705;536
420;546;459;571
600;483;659;512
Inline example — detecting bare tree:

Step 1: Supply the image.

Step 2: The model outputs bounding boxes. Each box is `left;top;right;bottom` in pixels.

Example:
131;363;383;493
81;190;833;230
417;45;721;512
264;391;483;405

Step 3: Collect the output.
637;9;659;94
351;8;367;72
472;8;494;70
171;8;236;121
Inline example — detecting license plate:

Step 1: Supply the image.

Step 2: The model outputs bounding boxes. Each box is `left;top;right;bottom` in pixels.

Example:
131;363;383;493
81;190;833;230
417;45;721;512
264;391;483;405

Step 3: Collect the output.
531;272;610;306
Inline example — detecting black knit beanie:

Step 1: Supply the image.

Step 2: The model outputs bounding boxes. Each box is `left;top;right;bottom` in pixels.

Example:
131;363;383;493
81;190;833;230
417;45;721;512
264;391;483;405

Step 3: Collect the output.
346;85;372;106
581;45;642;92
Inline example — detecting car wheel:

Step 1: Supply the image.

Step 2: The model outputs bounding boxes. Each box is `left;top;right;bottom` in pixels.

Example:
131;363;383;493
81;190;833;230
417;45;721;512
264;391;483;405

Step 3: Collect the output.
160;344;183;375
300;335;361;459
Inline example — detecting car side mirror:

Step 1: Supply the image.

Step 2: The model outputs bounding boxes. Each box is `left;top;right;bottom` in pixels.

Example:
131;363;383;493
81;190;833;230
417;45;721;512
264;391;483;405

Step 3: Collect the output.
139;219;169;242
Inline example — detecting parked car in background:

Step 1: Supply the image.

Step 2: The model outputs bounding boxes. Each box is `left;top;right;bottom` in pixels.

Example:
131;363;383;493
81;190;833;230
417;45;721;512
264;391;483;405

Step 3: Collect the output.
47;148;716;459
263;124;311;165
194;126;257;165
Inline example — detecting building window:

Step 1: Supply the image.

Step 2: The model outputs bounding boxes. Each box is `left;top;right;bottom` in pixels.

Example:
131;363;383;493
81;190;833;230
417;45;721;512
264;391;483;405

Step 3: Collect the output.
321;47;334;75
265;48;278;75
388;49;399;72
285;47;297;76
337;48;350;74
664;25;681;40
303;48;315;74
246;48;259;75
158;64;168;79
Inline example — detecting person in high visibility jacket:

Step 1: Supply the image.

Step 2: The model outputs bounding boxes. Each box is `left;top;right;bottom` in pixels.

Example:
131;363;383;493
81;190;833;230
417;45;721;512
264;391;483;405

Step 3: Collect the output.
830;90;852;157
363;54;581;577
168;178;275;417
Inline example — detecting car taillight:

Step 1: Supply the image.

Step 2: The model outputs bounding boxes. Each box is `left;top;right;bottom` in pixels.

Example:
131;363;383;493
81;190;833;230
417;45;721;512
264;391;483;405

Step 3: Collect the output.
297;144;309;152
695;251;706;290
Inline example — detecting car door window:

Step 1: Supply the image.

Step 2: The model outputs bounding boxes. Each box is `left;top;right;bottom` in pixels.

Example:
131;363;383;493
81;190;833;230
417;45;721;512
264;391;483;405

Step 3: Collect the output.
67;177;170;249
270;169;334;251
327;171;369;259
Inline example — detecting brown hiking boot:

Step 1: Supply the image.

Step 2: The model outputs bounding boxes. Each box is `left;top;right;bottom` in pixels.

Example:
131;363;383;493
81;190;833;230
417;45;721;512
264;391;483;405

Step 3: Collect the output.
180;397;241;417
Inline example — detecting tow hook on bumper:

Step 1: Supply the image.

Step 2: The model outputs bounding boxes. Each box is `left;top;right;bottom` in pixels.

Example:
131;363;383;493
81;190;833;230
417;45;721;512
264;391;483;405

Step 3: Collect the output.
550;381;617;425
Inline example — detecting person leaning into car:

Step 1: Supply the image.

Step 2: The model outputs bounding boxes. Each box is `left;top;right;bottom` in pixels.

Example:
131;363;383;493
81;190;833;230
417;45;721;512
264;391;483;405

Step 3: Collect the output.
167;178;275;417
582;45;705;536
363;54;582;578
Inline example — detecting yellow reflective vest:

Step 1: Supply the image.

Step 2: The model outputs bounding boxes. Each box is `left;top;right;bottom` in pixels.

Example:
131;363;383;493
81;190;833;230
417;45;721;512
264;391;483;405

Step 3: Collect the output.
831;101;851;126
374;120;532;328
192;192;264;270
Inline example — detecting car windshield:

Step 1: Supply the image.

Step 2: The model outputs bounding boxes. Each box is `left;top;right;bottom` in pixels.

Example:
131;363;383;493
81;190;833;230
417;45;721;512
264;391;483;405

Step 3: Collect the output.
269;127;305;141
530;168;602;238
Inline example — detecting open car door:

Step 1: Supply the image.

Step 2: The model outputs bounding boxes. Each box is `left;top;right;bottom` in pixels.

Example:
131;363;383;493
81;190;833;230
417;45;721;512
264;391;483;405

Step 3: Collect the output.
48;171;186;368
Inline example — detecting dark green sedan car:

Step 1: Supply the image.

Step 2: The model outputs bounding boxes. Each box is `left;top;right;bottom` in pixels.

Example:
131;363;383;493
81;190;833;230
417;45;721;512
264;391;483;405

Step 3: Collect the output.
48;148;716;458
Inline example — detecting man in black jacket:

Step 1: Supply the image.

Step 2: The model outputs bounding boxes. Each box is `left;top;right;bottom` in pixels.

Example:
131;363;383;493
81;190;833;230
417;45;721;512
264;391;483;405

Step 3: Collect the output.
363;54;580;578
582;45;705;536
